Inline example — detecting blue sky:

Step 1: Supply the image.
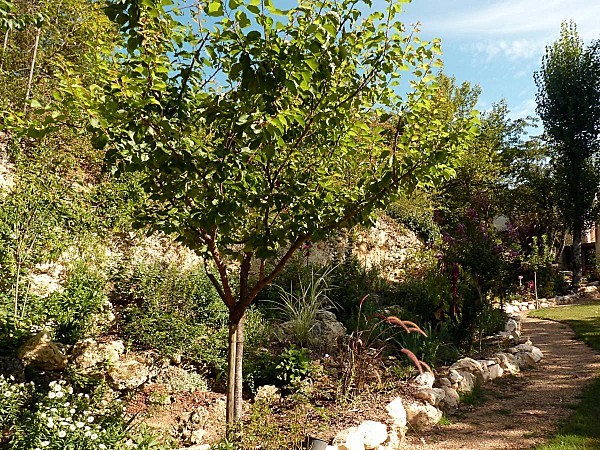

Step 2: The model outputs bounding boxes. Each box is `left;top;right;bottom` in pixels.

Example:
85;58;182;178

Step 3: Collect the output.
398;0;600;130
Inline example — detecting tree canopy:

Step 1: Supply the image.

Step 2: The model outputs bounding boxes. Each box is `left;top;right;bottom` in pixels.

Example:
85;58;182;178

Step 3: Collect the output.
535;21;600;287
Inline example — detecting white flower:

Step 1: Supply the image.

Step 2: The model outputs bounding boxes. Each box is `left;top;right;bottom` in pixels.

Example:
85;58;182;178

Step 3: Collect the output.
41;441;50;447
58;430;67;438
48;392;56;399
70;408;76;414
99;445;107;450
87;416;95;423
91;433;98;440
76;421;85;428
69;425;76;431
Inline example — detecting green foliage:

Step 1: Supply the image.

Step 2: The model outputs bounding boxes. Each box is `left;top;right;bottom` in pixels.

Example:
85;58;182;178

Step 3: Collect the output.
387;194;440;245
394;323;458;368
328;250;391;329
42;263;108;344
1;377;172;450
534;21;600;287
388;272;450;325
117;261;267;374
271;266;334;347
275;345;311;385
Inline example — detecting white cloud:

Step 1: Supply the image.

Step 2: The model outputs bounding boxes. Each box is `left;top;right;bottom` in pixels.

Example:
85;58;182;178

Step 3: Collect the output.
473;38;547;61
424;0;600;39
512;98;538;119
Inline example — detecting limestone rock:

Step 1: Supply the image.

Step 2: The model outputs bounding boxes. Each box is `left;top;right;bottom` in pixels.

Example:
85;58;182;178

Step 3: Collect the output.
515;351;541;369
17;332;67;371
438;377;451;388
450;357;482;375
333;426;364;450
413;371;435;388
108;359;149;390
448;369;464;385
385;397;407;427
505;319;519;333
405;402;442;432
487;364;504;380
255;385;281;404
456;371;477;393
71;338;124;373
309;313;346;351
190;429;206;445
415;387;445;406
493;352;520;375
441;386;460;409
358;421;388;449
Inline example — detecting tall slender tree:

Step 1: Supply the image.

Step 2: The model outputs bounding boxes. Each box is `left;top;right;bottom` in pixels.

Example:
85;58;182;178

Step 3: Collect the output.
534;21;600;288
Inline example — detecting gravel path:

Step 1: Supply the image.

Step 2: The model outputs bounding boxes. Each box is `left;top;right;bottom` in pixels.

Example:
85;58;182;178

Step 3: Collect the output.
404;314;600;450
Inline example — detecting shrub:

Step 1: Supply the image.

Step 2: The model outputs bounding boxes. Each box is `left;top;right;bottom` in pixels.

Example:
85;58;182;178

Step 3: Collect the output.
116;261;267;376
1;376;172;450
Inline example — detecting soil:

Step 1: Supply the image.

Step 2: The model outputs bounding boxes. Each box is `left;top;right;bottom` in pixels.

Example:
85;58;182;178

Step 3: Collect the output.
404;312;600;450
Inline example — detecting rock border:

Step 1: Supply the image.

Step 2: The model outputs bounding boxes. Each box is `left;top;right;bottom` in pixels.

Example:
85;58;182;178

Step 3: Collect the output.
329;315;545;450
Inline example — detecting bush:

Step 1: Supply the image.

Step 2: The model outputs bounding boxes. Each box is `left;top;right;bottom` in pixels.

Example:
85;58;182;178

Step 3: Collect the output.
116;261;267;376
1;376;171;450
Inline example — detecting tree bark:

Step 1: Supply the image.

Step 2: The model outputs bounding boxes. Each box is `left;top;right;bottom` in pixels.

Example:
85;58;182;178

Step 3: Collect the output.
24;27;42;110
226;320;238;427
226;314;245;433
572;220;583;290
234;314;244;420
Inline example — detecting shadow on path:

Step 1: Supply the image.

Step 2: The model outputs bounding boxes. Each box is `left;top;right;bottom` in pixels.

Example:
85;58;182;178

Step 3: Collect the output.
404;315;600;450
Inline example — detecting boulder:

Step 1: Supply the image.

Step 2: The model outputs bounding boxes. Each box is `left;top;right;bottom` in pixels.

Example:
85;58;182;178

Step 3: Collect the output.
456;371;477;393
413;371;435;388
437;377;451;388
441;386;460;409
448;369;464;385
405;402;442;432
17;332;67;371
487;364;504;381
415;387;445;406
190;429;207;445
333;426;364;450
505;319;519;334
358;421;388;449
108;359;149;390
310;314;346;352
386;397;407;427
450;358;483;376
493;352;520;375
71;338;124;373
515;350;542;369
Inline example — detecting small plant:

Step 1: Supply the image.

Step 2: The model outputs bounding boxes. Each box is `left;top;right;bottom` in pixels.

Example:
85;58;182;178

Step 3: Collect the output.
275;345;311;385
271;266;336;347
336;295;431;399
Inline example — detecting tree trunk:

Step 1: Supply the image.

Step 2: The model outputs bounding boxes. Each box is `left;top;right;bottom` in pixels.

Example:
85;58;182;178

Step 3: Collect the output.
572;220;583;290
1;29;9;71
234;314;244;420
226;320;238;427
226;314;245;432
24;27;41;110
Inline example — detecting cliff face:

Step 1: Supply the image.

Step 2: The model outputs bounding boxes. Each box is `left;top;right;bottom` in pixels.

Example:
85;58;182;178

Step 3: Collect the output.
306;214;422;281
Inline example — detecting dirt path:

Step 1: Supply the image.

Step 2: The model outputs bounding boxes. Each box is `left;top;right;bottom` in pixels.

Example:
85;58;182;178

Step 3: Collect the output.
404;314;600;450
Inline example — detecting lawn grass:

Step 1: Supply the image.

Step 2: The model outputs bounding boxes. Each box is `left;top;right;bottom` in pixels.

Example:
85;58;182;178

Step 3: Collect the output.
529;302;600;449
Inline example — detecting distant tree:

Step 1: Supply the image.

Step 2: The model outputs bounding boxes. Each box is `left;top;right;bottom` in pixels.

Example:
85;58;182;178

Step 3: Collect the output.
534;21;600;288
49;0;478;428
